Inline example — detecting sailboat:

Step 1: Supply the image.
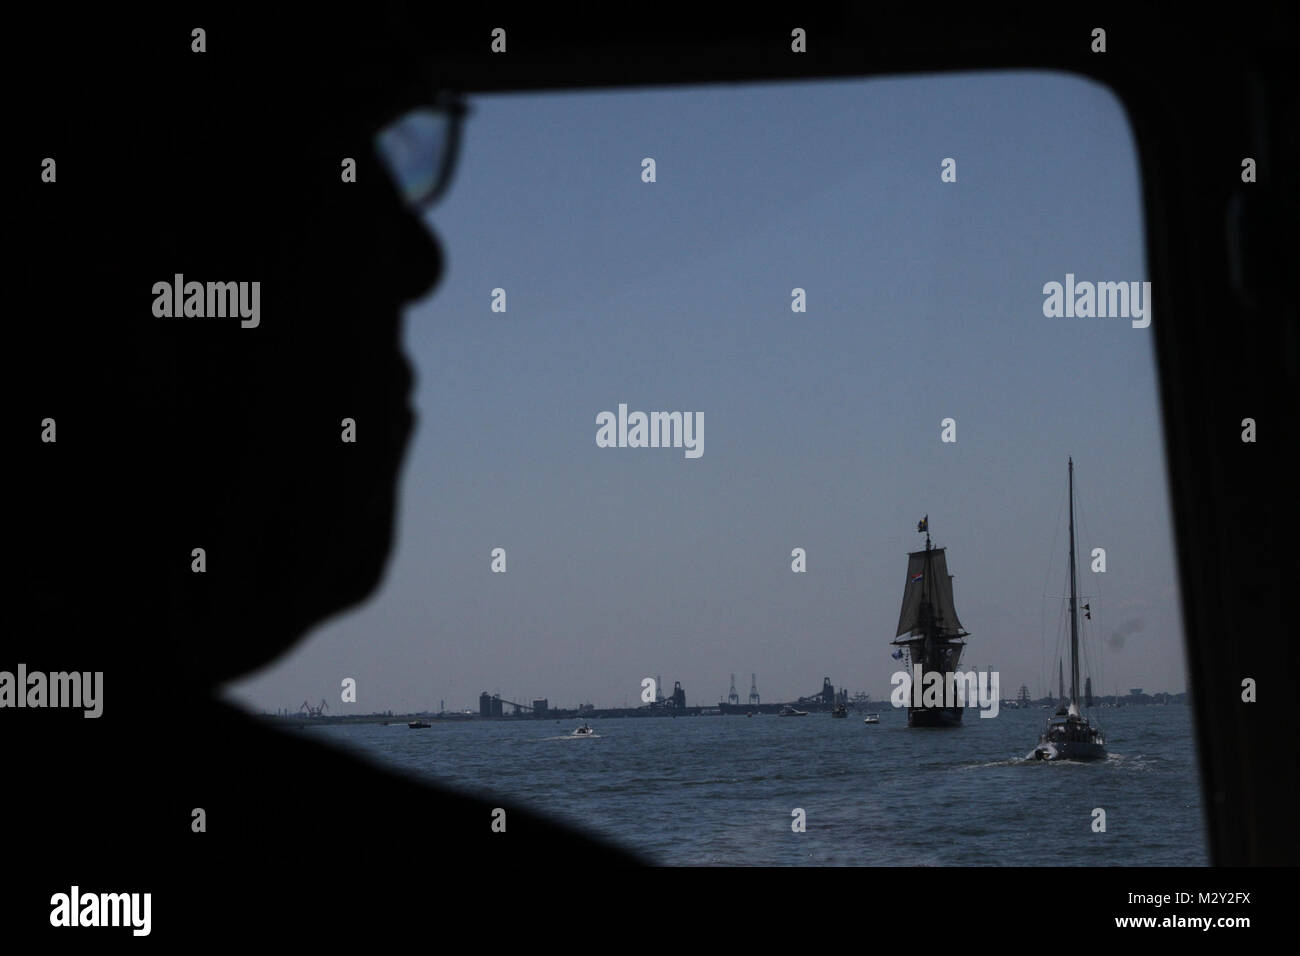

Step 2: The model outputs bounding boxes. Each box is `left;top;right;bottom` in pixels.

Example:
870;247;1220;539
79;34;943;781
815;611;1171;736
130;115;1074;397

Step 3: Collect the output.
1033;458;1106;761
890;516;969;727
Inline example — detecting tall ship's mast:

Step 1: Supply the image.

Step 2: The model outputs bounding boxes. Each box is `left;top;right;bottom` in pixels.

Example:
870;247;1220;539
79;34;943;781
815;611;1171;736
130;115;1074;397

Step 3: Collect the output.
1034;459;1106;760
890;516;968;727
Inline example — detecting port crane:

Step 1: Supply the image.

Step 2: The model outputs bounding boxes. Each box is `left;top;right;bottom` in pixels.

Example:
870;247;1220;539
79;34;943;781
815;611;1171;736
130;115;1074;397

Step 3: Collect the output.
299;699;329;718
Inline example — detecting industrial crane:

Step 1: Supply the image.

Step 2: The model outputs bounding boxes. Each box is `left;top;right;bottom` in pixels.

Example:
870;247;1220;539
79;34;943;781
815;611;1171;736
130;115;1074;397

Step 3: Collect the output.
299;699;329;718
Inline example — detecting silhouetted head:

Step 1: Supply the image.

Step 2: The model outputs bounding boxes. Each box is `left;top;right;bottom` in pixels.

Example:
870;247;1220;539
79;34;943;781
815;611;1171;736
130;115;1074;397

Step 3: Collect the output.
22;13;452;702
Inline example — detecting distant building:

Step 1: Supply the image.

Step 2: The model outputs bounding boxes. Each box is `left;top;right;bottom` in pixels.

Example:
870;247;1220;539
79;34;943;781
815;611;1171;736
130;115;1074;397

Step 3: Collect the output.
1129;688;1143;697
479;692;491;717
532;698;548;716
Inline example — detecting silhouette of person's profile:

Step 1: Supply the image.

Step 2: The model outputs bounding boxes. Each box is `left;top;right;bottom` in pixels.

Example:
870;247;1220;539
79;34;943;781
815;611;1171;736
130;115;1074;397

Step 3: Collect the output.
17;12;641;925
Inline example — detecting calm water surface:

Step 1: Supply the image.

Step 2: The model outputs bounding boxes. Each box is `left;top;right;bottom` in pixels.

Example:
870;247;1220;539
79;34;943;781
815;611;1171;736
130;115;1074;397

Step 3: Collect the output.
295;705;1207;866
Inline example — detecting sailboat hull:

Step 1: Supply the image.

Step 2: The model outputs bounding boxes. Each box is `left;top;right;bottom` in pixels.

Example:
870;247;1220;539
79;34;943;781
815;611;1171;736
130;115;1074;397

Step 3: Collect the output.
1034;711;1106;760
1034;741;1106;761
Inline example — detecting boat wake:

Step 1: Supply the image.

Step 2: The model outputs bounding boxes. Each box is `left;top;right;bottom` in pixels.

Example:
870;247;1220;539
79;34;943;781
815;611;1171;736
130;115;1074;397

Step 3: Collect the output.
957;757;1031;770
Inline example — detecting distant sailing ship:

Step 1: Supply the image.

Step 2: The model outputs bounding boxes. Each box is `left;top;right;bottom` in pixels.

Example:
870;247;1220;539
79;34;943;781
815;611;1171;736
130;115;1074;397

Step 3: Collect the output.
1033;458;1106;761
890;516;969;727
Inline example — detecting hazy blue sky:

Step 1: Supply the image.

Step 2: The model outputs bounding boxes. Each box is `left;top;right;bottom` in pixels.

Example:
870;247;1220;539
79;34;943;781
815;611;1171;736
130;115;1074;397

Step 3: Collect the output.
225;70;1182;715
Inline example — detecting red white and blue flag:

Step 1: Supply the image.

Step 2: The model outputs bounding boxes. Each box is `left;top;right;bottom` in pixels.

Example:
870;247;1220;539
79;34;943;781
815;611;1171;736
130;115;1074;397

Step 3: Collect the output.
910;572;924;583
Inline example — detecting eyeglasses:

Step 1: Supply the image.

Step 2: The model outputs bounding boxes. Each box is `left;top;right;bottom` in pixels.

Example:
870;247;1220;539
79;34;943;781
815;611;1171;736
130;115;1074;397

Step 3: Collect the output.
373;92;470;211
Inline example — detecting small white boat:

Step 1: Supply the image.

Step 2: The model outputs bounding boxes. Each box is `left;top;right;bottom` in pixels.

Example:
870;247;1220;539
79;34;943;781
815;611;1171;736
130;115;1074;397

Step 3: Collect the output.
571;722;596;737
862;714;880;724
779;705;808;717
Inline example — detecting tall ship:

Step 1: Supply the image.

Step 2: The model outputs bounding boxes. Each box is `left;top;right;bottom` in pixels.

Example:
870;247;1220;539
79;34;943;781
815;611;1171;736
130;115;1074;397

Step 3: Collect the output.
1033;458;1107;761
890;516;969;727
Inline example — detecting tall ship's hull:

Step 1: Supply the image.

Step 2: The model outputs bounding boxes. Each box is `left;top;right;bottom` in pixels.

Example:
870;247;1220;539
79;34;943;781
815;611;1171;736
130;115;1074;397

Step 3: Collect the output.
902;636;966;726
908;704;963;727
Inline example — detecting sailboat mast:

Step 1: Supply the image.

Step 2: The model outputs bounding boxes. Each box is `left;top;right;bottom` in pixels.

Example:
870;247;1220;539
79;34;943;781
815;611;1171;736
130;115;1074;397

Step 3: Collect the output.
1067;457;1080;709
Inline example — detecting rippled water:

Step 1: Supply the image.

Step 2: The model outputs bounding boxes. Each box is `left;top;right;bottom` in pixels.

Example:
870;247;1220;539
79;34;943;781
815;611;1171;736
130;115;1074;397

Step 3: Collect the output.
295;704;1207;865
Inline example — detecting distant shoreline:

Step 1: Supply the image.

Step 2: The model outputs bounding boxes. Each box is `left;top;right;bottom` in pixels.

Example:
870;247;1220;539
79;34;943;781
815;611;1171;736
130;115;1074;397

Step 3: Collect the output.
258;692;1186;728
